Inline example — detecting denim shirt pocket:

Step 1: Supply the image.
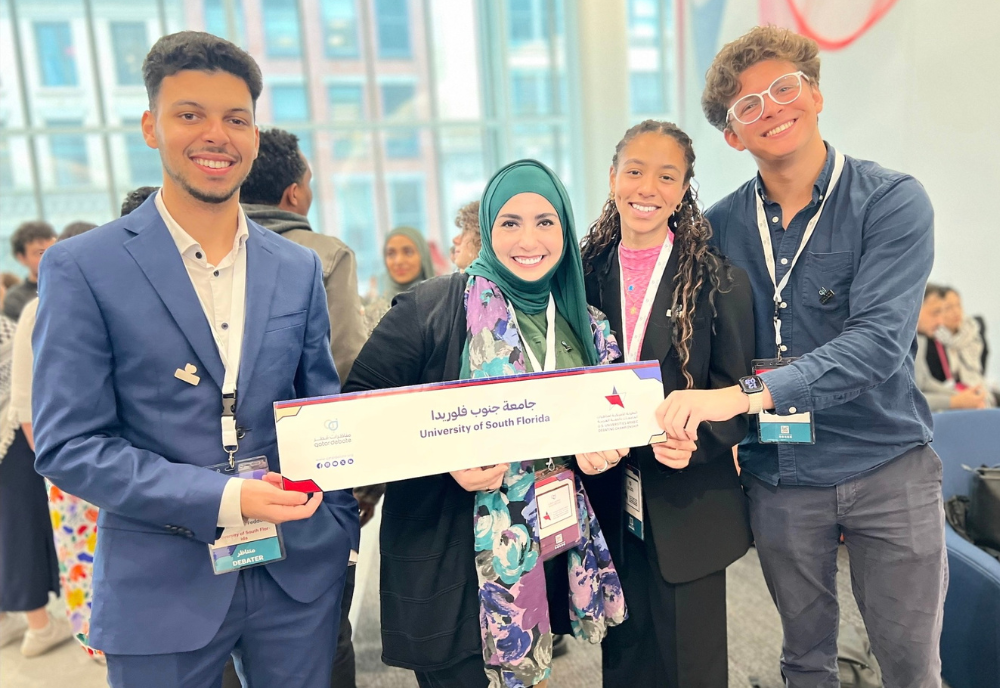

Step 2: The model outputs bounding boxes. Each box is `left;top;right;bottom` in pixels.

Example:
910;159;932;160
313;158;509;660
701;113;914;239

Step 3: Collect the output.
802;251;854;313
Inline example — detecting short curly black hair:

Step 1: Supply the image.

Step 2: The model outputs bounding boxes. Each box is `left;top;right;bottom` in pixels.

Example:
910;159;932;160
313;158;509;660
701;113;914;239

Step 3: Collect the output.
240;128;307;206
120;186;159;216
143;31;263;111
10;221;56;257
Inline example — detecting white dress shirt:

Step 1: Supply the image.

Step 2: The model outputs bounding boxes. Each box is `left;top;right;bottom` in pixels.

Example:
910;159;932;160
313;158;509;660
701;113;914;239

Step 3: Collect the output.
9;298;38;426
155;191;248;528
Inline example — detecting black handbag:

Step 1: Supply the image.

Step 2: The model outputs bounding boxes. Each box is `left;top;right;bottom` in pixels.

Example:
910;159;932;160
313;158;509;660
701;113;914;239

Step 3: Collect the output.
966;464;1000;551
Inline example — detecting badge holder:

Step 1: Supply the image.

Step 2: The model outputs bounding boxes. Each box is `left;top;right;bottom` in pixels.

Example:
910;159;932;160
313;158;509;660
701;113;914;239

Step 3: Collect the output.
752;358;816;445
206;456;287;575
623;456;644;540
535;459;583;560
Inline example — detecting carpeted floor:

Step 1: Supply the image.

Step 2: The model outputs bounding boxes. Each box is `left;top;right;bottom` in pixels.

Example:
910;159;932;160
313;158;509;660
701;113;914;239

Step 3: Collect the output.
351;545;868;688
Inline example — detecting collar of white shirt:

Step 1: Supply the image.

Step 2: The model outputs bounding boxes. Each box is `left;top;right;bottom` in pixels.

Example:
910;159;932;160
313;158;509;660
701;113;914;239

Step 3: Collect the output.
154;189;250;268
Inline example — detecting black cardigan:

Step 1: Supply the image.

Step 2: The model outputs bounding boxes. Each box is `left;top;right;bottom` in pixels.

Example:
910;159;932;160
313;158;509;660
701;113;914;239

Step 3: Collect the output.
581;243;755;584
343;273;482;671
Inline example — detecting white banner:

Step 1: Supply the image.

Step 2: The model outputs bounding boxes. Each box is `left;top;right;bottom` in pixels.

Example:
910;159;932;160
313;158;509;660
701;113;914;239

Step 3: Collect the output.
274;361;666;492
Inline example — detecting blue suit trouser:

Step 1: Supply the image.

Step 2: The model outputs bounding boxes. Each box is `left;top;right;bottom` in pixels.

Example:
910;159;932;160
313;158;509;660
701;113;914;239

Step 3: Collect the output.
106;565;342;688
745;443;947;688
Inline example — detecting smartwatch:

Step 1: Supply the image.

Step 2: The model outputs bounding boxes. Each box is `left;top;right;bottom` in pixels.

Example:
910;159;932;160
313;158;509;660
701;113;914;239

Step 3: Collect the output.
738;375;765;415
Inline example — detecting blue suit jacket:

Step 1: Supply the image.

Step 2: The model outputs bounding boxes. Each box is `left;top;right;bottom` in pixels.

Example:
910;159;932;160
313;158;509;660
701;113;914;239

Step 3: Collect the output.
32;197;360;655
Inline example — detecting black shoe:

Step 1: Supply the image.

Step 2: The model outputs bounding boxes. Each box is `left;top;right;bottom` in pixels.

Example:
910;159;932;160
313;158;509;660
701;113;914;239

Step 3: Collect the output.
552;634;570;658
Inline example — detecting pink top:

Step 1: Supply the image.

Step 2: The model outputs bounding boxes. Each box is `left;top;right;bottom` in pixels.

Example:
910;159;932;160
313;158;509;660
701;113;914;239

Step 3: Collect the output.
620;240;670;356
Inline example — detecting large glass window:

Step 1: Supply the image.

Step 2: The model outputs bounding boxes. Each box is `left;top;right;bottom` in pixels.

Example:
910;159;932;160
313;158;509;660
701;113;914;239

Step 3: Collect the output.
0;137;12;189
271;84;310;123
262;0;301;58
110;22;148;86
34;21;78;87
0;0;582;268
388;175;425;233
627;0;676;118
328;82;366;159
508;0;547;46
322;0;359;58
510;70;552;116
123;119;161;187
46;121;89;186
204;0;246;45
374;0;411;59
336;176;379;286
381;81;418;158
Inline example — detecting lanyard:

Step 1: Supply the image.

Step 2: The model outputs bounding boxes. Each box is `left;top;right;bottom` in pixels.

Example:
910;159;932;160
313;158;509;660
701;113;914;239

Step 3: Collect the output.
755;150;845;358
208;244;248;468
618;236;673;363
508;294;557;372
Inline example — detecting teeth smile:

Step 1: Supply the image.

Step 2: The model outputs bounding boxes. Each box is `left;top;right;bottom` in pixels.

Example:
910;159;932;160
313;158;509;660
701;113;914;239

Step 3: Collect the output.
193;158;233;169
514;256;543;265
765;120;795;137
631;203;657;213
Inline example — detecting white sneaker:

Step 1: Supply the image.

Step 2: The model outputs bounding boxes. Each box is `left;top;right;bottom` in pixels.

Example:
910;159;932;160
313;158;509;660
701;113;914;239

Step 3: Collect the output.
20;614;72;657
0;613;28;647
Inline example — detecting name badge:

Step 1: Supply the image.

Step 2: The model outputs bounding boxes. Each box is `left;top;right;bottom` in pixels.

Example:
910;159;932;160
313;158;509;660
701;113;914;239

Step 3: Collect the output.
752;358;816;445
535;465;582;560
207;456;286;575
623;463;644;540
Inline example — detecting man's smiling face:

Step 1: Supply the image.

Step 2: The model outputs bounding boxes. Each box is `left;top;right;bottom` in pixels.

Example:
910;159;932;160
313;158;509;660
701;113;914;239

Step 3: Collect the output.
142;69;259;205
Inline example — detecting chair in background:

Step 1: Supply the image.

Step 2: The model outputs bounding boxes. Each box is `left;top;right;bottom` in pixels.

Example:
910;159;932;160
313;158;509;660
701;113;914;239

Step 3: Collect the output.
933;408;1000;688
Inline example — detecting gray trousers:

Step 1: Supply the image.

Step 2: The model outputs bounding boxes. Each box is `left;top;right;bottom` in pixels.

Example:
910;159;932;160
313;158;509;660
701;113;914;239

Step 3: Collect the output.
745;444;947;688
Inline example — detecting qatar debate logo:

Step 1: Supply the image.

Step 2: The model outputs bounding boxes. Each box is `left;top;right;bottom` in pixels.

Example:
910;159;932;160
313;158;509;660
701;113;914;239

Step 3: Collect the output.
605;387;625;409
325;419;339;433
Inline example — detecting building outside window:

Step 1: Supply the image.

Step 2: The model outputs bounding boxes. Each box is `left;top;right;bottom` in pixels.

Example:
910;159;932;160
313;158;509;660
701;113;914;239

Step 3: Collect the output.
335;176;379;287
627;0;677;119
387;175;425;234
374;0;410;59
203;0;246;45
322;0;359;59
1;0;583;289
262;0;301;58
380;81;418;158
110;22;149;86
47;121;89;186
328;82;366;159
123;119;161;187
34;21;78;87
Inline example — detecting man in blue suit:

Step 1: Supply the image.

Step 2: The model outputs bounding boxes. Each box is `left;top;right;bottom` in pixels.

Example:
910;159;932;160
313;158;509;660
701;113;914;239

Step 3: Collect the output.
32;31;359;687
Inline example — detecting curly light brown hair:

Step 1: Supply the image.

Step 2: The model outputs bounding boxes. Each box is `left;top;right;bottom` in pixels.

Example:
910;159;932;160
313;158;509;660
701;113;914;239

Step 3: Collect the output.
580;120;728;389
702;25;821;132
454;200;481;248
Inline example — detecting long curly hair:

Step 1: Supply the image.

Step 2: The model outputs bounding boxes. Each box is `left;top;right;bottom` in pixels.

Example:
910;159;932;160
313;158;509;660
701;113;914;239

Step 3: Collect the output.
580;120;727;388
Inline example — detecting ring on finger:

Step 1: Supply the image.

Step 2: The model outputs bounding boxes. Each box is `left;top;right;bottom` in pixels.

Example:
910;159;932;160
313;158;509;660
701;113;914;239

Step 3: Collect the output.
598;458;610;473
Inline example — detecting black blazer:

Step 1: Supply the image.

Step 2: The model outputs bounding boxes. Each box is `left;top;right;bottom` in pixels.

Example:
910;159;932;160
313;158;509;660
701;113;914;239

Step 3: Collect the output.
582;242;755;584
344;273;482;672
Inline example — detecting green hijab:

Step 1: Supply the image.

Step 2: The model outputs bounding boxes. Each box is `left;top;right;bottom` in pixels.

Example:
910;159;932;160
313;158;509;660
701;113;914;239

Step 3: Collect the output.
382;225;434;300
466;159;597;366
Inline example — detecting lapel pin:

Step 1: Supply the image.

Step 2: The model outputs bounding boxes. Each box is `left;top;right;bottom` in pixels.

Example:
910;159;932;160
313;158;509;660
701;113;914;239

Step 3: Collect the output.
174;363;201;386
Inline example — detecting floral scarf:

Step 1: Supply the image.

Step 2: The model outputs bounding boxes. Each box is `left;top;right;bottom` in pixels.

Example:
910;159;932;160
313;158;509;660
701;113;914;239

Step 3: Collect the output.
465;275;627;687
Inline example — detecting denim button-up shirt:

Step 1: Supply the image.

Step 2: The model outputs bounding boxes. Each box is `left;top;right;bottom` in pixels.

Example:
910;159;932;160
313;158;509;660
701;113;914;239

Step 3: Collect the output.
706;144;935;486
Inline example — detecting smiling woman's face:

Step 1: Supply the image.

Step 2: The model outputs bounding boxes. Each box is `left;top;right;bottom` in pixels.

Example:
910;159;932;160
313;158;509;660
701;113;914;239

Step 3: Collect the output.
490;193;564;282
384;234;422;284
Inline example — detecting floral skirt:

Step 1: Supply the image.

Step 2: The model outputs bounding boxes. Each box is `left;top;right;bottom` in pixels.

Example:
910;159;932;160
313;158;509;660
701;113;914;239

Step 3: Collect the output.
45;480;102;659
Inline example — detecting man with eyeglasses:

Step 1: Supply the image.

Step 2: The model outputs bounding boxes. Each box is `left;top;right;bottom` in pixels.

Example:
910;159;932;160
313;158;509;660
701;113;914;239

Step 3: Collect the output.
652;26;945;688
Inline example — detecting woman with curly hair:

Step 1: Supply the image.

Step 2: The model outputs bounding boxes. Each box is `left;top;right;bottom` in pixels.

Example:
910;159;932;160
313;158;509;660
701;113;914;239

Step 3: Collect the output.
580;120;755;688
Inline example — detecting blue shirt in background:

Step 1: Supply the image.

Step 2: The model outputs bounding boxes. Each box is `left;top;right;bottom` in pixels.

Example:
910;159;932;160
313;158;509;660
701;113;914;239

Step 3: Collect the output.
706;143;935;487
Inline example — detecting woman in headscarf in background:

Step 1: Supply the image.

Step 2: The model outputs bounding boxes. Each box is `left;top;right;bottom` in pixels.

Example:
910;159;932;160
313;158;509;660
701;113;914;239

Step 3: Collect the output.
345;160;628;687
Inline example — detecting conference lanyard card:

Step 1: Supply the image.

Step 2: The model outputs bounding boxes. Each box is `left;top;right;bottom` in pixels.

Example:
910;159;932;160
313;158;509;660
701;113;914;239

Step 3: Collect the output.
752;359;816;445
535;464;583;561
623;462;644;540
207;456;286;575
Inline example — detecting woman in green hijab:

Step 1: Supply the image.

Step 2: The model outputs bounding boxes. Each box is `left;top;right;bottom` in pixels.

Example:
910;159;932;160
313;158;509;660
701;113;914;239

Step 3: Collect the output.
381;225;435;300
345;160;628;688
